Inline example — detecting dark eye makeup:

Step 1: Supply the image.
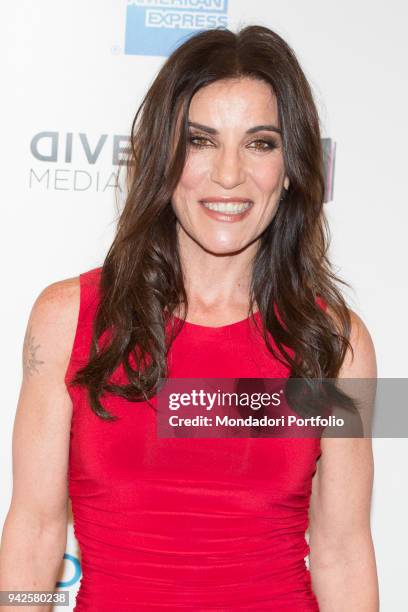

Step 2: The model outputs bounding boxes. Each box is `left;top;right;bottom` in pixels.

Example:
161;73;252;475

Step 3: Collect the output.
187;132;279;152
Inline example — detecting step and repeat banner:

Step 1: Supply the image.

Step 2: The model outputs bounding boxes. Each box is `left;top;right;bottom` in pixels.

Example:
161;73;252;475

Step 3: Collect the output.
2;1;407;608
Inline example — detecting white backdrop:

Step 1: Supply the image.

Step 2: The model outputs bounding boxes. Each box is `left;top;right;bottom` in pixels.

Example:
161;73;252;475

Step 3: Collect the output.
1;1;407;609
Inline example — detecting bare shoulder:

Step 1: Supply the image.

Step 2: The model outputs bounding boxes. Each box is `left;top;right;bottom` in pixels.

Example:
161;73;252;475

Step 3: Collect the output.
326;305;377;379
23;275;80;379
32;275;80;312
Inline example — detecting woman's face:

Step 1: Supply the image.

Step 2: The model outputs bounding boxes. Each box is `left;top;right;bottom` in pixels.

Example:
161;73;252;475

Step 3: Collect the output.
171;77;289;255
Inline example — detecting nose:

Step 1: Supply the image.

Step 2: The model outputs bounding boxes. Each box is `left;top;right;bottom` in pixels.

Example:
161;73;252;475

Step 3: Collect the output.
210;145;246;188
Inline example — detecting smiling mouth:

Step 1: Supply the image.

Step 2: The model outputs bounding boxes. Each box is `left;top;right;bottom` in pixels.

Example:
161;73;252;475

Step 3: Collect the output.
200;201;253;215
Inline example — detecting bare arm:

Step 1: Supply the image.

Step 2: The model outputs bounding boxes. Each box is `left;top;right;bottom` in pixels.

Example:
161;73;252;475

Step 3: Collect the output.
308;309;379;611
0;277;80;611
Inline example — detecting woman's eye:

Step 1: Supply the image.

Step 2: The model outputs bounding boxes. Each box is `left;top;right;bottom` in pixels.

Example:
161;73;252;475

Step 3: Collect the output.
248;139;278;151
188;135;212;148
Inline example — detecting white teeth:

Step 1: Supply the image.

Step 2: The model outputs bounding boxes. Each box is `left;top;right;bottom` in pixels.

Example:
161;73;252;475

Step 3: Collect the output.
201;201;252;214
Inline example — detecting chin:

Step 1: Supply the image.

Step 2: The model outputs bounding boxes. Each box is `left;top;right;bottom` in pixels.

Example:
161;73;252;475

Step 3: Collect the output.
197;239;250;256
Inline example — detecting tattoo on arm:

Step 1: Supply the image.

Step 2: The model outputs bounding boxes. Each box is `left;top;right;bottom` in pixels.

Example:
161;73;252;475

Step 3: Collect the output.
23;325;45;375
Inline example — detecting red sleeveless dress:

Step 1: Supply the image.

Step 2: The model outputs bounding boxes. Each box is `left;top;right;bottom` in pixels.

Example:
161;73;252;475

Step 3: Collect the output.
65;266;322;611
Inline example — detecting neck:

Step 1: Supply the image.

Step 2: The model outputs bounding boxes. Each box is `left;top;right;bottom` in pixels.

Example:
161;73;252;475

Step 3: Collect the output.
175;224;258;316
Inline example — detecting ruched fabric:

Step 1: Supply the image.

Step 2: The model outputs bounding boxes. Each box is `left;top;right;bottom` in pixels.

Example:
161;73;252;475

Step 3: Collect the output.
65;267;321;610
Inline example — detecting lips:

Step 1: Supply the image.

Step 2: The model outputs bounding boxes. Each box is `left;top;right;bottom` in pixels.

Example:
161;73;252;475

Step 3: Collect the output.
198;197;254;221
201;201;252;214
199;197;254;216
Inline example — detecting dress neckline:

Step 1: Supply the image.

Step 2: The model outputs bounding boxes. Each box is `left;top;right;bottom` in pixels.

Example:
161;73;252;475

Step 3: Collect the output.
170;309;261;332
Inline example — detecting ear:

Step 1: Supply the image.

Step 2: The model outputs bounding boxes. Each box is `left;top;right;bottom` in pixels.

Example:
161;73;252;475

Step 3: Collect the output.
283;176;290;190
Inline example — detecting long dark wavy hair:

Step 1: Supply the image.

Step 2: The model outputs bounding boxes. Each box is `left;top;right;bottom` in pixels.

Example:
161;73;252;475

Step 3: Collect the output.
70;25;354;421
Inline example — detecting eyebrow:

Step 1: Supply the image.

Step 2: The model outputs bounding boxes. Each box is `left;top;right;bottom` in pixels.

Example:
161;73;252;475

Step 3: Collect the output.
187;121;282;135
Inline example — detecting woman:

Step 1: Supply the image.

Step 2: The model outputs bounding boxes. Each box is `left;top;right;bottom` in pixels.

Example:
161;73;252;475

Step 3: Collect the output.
0;25;378;611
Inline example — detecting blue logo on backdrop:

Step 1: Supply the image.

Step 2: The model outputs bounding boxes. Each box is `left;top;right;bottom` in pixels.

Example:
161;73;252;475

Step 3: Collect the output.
125;0;229;57
56;553;82;588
